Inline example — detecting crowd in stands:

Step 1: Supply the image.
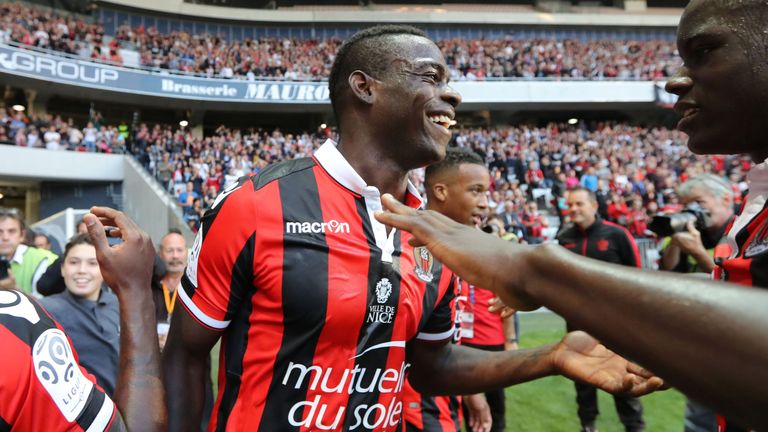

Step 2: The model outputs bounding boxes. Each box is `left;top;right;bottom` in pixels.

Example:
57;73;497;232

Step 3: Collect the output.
0;2;680;80
2;105;750;241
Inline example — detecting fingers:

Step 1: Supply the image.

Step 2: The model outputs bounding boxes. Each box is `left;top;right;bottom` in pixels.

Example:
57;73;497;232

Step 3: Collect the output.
626;362;655;379
83;213;110;253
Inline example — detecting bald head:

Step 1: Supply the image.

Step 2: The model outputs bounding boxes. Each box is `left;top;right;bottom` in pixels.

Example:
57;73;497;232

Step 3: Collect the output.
159;232;187;276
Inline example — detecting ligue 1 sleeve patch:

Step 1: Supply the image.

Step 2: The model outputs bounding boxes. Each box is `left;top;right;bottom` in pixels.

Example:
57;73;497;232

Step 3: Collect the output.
412;247;434;282
0;290;40;324
33;328;94;422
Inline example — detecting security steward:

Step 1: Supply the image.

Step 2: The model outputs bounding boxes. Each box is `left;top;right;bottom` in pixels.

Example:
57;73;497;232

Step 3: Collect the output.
556;186;645;432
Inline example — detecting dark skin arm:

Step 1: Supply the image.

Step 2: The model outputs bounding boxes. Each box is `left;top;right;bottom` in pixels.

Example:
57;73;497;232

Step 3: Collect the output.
377;194;768;429
85;207;166;431
163;304;220;432
408;332;661;398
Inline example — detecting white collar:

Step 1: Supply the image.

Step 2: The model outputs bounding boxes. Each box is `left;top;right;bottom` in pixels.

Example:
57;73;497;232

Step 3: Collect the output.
727;158;768;257
312;139;424;209
10;244;27;265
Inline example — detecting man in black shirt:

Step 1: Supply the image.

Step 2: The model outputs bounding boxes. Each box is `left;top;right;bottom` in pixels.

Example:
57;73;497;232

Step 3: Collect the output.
556;186;644;432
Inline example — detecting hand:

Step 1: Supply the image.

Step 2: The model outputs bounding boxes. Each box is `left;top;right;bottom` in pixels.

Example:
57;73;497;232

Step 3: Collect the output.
463;393;492;432
375;194;541;311
83;207;155;296
670;221;705;256
0;271;16;290
488;296;516;319
551;331;665;397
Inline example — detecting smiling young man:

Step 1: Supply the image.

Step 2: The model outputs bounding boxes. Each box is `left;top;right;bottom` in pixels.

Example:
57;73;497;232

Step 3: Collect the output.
163;25;661;432
374;1;768;429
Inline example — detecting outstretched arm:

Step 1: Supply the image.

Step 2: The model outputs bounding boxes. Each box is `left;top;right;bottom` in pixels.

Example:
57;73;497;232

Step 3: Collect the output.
85;207;166;431
409;332;661;398
377;194;768;429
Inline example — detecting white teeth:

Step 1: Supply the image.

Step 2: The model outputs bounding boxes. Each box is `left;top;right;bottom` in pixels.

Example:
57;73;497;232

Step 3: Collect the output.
428;115;456;129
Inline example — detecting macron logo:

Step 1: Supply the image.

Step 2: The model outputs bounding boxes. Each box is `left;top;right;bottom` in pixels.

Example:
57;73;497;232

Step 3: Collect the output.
286;220;350;235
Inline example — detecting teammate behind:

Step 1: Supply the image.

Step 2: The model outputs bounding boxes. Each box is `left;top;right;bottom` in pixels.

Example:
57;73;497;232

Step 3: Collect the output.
402;147;494;432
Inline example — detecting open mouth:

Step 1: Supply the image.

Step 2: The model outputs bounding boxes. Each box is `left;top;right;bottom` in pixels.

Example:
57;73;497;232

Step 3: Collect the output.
427;114;457;130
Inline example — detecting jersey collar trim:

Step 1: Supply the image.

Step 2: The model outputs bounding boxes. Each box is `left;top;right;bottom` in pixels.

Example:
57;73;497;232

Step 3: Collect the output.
313;139;424;209
728;158;768;257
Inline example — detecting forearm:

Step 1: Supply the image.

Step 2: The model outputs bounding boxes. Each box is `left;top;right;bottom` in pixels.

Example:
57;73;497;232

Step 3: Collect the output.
521;244;768;428
660;246;681;270
410;344;555;396
163;338;209;431
114;284;166;432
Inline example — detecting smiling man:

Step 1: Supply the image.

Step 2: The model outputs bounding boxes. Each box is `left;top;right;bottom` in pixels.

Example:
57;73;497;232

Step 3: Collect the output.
374;2;768;430
163;26;661;432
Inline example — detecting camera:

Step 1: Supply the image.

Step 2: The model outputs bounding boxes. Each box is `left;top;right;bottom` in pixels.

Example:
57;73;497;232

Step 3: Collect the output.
648;203;711;237
481;224;500;235
0;257;9;280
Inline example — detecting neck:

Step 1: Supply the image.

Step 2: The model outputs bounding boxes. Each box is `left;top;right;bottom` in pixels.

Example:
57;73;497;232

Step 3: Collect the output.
336;134;411;201
164;272;183;290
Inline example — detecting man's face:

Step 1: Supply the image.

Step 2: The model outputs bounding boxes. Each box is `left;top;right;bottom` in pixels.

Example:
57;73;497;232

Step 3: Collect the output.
567;190;598;229
666;0;768;159
160;233;187;274
0;217;24;258
440;163;491;227
681;187;734;229
33;235;50;250
374;35;461;167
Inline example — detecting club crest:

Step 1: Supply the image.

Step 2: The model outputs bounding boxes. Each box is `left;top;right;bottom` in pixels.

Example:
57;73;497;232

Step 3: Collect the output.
413;247;434;282
375;278;392;304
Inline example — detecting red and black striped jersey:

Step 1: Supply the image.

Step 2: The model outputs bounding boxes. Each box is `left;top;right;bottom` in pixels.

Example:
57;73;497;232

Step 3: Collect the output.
0;290;116;431
716;173;768;287
180;140;457;432
401;276;465;432
401;383;462;432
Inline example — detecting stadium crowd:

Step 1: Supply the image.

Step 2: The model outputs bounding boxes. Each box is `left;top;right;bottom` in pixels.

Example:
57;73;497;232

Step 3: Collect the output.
1;105;750;241
0;2;680;81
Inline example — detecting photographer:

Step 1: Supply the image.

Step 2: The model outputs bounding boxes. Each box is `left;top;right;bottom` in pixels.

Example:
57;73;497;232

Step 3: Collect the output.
660;174;735;275
659;175;735;432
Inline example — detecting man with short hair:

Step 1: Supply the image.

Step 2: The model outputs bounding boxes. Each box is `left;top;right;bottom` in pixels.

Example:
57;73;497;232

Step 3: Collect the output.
557;187;644;432
163;25;659;432
0;208;57;296
660;174;736;432
373;2;768;428
402;147;495;432
33;233;52;251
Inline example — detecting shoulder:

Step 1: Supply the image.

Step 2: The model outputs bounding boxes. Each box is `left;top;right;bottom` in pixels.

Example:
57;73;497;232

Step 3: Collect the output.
37;293;69;314
24;246;57;262
251;157;316;191
600;221;635;242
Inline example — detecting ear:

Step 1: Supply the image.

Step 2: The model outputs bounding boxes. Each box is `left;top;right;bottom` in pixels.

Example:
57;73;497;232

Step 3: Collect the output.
433;183;449;203
348;70;377;105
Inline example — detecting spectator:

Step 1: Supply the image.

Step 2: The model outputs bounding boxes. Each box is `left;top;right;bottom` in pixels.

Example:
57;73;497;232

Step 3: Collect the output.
33;233;52;250
0;207;57;296
39;234;119;396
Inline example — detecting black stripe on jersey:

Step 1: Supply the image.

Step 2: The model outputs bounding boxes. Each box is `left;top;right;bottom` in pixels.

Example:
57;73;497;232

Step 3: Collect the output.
448;395;461;431
258;167;330;432
215;233;257;431
253;158;316;191
0;415;10;432
416;263;445;334
342;200;401;431
75;385;106;431
420;397;444;432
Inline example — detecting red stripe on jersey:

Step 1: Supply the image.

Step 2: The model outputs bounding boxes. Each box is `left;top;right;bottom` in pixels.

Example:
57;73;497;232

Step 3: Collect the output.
401;380;424;429
603;220;642;268
236;181;285;430
192;180;259;324
434;396;459;431
297;166;371;431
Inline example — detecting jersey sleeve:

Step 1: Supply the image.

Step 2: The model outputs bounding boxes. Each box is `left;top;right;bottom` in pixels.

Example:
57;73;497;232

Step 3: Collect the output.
0;295;116;431
416;270;457;342
180;176;258;330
